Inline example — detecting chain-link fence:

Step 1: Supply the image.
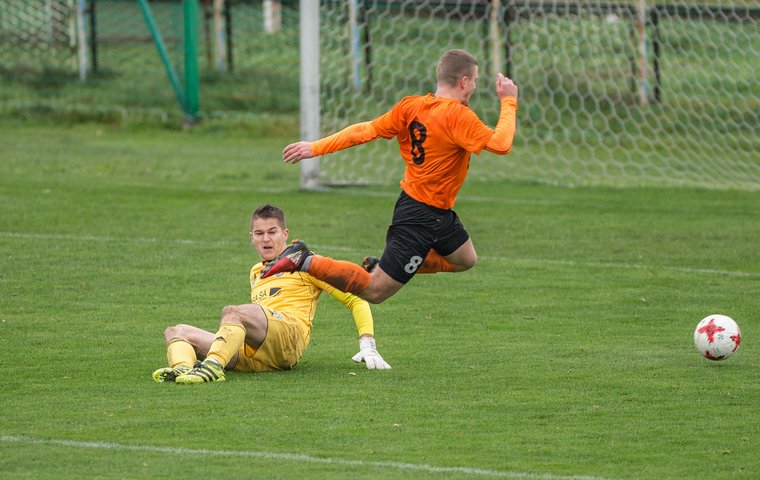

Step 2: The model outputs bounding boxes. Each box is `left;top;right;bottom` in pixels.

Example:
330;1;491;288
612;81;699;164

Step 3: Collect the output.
1;1;758;189
0;0;300;128
317;0;759;189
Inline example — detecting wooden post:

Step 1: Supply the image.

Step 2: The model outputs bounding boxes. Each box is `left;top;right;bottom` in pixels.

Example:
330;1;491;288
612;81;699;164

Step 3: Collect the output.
489;0;503;78
504;1;514;79
67;0;76;69
264;0;282;33
349;0;361;90
224;0;233;72
213;0;226;71
76;0;88;81
636;0;650;105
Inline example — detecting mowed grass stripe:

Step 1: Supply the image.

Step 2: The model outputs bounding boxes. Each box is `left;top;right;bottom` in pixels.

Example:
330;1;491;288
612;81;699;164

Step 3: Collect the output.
0;435;610;480
1;230;757;278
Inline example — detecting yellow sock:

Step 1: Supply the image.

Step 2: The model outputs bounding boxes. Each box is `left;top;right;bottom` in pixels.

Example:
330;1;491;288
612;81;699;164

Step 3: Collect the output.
167;339;196;369
206;323;246;368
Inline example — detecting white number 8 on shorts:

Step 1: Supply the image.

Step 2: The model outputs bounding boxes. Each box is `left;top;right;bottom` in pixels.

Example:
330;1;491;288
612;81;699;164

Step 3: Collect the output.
404;255;424;274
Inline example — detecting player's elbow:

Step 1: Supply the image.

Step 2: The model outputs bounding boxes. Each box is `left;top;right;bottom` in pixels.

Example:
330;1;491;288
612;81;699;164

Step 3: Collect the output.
485;128;515;155
484;141;513;155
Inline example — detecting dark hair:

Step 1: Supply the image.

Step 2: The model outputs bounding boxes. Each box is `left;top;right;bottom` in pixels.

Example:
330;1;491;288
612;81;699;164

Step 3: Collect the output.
436;49;478;87
250;204;286;228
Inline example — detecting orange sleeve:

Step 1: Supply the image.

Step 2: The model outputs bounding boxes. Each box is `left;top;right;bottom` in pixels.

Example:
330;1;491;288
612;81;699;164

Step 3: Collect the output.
484;96;518;154
311;121;380;156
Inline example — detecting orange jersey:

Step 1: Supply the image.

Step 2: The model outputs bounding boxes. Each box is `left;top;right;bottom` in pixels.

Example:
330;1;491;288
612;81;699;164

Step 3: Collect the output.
312;94;517;209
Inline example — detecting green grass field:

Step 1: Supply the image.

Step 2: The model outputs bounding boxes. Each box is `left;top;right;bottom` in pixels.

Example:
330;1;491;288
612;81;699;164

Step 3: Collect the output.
1;122;759;479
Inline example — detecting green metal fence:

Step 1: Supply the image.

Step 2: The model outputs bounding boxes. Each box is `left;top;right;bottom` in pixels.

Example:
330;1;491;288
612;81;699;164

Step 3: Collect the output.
0;0;300;127
1;1;758;189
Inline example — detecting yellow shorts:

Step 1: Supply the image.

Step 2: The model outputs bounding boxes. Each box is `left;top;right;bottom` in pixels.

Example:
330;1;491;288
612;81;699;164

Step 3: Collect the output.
233;308;309;372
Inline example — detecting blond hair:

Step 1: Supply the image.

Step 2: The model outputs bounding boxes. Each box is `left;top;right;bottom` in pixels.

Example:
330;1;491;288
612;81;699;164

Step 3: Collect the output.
436;49;478;87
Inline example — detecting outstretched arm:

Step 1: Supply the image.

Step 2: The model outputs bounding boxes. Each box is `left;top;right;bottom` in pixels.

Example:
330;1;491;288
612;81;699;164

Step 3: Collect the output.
283;121;380;164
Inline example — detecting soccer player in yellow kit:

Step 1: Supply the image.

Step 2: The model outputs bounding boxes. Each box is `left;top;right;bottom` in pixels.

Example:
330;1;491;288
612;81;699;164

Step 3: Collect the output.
152;204;390;384
261;49;518;305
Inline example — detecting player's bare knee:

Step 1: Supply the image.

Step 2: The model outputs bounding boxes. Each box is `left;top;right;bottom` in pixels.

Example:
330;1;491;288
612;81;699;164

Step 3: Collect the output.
164;324;190;344
460;255;477;271
221;305;253;328
361;289;391;304
453;251;477;271
221;305;242;321
363;294;386;304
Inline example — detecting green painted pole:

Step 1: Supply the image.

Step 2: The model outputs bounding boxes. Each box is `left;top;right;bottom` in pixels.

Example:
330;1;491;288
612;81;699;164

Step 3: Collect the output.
136;0;186;111
183;0;200;122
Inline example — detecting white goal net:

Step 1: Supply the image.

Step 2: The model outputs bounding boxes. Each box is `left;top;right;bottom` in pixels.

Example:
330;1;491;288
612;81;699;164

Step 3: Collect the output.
305;0;759;190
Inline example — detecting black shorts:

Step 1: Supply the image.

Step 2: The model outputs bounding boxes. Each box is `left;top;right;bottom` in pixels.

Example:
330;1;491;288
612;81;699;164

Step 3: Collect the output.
379;191;470;284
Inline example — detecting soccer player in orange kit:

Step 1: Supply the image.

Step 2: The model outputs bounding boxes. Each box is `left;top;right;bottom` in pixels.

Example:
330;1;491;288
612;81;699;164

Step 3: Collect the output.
263;49;518;305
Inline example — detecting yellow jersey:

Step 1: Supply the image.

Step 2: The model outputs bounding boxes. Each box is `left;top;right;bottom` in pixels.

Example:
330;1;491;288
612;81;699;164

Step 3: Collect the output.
249;262;374;337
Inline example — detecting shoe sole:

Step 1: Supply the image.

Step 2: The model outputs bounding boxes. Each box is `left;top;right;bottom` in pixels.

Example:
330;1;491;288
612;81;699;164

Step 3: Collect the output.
152;368;190;383
261;242;308;279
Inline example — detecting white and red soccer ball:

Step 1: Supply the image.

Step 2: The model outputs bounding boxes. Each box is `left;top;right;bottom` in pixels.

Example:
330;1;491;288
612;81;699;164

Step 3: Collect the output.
694;314;741;361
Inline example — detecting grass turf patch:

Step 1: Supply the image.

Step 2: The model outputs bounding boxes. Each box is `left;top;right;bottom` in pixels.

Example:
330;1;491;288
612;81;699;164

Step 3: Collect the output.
0;123;758;479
